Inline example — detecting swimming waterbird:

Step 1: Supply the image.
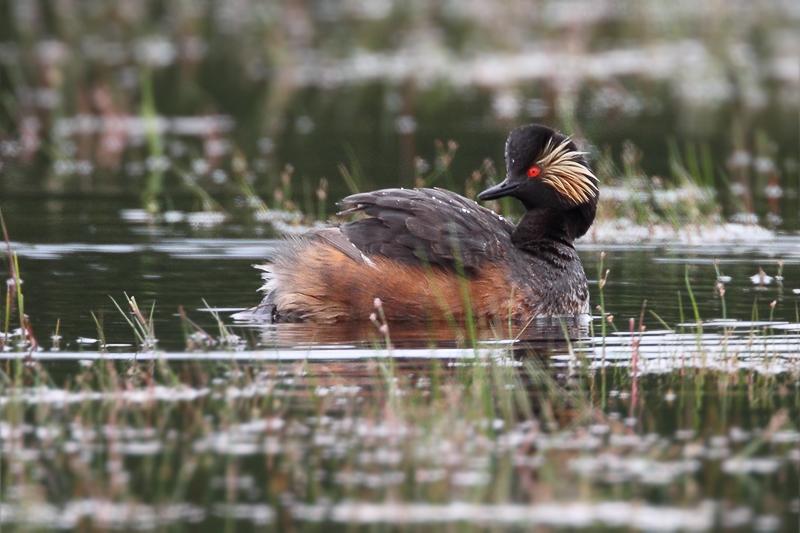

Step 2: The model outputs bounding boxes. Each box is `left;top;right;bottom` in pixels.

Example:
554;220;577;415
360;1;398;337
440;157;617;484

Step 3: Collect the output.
247;124;598;324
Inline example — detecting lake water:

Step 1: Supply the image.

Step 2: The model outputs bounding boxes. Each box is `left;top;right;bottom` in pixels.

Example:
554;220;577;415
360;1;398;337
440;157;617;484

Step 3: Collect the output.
1;1;800;531
2;194;798;349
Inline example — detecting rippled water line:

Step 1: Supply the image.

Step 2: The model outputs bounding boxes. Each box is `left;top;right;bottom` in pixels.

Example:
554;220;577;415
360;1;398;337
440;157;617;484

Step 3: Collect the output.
0;501;267;529
0;347;498;361
7;239;279;260
0;385;211;407
7;232;800;260
0;499;721;530
1;328;798;362
289;500;719;530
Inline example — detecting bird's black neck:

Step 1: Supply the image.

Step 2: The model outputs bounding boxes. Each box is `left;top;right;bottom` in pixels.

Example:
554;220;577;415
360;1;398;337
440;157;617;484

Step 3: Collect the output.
511;208;574;250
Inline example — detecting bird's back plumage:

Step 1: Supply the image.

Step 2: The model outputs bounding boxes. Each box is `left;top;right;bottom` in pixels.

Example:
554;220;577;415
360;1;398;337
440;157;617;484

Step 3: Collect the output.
338;187;515;272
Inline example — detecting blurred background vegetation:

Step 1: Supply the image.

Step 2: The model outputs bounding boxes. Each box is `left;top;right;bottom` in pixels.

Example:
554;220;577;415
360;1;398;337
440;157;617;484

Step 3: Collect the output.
0;0;798;228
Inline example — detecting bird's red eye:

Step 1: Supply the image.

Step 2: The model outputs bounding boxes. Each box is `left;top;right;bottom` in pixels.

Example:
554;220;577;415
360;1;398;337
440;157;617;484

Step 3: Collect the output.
527;165;541;179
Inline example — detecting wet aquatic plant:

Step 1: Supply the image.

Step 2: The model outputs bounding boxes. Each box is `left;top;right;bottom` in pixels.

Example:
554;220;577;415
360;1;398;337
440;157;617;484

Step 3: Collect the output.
684;266;703;332
178;305;216;351
714;260;729;320
368;297;392;351
109;293;158;352
414;140;459;190
177;168;226;214
337;145;366;195
273;164;296;212
140;70;166;215
49;319;61;352
201;299;244;350
0;211;37;353
89;311;108;353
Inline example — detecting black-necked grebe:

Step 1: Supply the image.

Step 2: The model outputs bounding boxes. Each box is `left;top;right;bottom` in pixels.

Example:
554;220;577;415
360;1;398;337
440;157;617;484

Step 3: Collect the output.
249;124;598;323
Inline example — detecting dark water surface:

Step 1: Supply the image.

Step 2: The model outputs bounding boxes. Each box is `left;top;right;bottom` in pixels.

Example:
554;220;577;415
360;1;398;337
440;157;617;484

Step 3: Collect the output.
2;1;800;531
2;194;799;351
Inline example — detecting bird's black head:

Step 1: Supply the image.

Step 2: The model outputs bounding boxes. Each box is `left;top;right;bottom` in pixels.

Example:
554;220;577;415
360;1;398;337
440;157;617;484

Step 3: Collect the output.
478;124;599;239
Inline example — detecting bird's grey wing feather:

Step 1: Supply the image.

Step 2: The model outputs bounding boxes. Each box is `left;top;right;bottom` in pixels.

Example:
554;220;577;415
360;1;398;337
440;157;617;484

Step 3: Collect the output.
337;187;514;272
